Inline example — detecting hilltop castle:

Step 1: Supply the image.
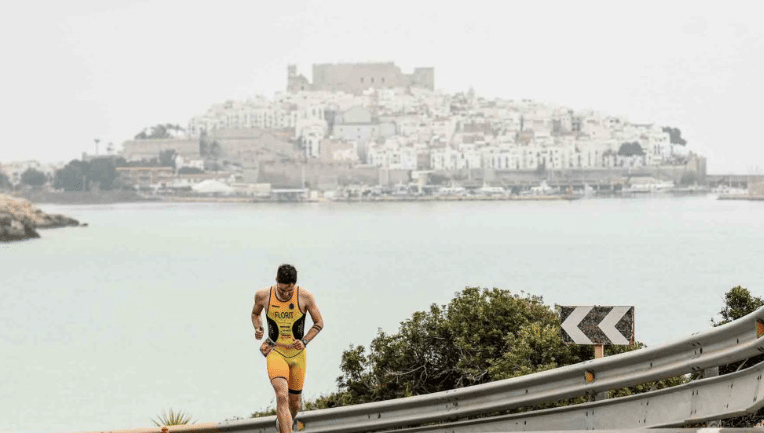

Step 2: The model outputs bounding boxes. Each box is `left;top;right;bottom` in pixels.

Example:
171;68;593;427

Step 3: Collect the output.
287;62;434;94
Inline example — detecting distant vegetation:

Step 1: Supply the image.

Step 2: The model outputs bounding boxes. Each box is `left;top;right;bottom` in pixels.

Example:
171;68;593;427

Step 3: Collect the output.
0;172;10;189
20;168;48;187
113;149;177;169
662;127;687;145
159;149;177;168
135;123;186;140
199;131;222;159
679;171;699;186
617;141;645;156
44;148;185;192
54;159;119;191
178;166;204;175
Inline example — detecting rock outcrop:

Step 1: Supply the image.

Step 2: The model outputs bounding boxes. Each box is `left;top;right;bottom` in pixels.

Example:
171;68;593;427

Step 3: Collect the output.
0;194;81;242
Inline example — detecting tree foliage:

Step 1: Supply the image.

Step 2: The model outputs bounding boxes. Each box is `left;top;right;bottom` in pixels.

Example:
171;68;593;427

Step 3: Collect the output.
712;286;764;327
662;127;687;145
199;130;210;156
178;166;204;175
88;158;119;190
20;168;48;187
54;160;88;191
199;131;222;160
617;142;645;156
209;141;222;159
115;157;161;168
53;159;119;191
710;286;764;427
293;287;690;416
0;171;10;189
325;288;597;405
159;149;177;168
679;171;699;186
427;173;449;186
135;123;185;140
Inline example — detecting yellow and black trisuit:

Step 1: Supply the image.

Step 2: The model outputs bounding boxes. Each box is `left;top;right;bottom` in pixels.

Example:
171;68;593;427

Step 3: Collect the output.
265;285;307;394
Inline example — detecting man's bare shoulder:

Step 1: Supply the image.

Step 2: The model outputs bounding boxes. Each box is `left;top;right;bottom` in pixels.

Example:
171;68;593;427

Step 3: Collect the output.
254;287;272;302
299;287;319;304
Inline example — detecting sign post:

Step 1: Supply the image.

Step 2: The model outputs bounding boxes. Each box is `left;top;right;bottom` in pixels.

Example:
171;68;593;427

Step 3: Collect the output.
560;305;635;400
593;344;604;359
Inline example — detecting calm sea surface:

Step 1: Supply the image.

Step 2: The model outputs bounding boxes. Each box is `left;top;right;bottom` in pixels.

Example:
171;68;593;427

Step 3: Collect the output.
2;196;763;433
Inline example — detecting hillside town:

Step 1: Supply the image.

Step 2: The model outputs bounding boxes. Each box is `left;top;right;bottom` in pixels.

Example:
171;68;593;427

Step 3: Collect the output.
3;61;744;202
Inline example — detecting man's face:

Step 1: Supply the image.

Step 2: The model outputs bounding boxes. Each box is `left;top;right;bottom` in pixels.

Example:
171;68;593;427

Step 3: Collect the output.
276;281;295;297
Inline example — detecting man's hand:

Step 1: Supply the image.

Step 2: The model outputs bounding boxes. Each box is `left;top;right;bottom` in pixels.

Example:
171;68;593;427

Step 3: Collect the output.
255;327;264;340
260;341;273;357
289;339;306;350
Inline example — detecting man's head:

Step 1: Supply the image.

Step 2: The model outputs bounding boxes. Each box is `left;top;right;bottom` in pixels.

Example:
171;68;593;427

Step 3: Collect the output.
276;264;297;286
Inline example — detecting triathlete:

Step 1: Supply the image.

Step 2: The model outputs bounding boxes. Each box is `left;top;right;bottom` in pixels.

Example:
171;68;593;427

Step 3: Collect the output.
252;264;324;433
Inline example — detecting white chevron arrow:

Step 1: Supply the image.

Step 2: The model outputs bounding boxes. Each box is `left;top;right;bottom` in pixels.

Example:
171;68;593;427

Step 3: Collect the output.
599;306;631;345
561;306;593;344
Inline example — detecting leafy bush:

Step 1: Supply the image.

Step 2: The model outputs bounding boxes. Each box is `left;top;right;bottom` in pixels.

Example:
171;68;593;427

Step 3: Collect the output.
21;168;48;187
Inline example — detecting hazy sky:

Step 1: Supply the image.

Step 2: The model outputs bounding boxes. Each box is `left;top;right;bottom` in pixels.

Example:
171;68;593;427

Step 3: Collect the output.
2;0;762;173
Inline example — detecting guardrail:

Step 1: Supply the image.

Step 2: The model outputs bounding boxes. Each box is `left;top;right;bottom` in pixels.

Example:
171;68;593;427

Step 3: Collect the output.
74;307;764;433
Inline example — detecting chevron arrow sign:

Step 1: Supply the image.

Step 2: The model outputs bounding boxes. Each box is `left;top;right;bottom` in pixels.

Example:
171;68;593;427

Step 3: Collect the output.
559;306;634;345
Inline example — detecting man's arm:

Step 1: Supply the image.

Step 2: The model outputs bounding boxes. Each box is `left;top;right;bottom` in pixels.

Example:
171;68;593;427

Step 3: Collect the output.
294;290;324;349
252;290;267;339
252;289;272;356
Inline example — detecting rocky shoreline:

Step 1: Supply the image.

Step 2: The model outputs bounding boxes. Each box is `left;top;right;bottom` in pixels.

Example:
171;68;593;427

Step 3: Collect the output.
0;194;82;242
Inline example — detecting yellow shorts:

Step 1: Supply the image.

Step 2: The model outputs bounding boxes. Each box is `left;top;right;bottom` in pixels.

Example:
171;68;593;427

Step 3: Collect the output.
267;349;306;394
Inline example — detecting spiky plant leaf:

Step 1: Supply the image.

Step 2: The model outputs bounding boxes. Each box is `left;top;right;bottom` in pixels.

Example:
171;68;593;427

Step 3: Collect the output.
151;408;194;426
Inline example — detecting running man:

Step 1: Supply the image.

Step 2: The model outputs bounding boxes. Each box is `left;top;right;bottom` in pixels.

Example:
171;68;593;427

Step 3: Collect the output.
252;264;324;433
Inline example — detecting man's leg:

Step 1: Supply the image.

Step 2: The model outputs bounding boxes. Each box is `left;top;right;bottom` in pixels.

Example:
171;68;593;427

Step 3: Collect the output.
271;378;292;433
288;393;301;421
287;350;307;431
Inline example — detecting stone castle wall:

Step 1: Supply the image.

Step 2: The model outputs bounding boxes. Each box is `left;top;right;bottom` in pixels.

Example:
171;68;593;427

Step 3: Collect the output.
288;63;434;94
258;162;412;189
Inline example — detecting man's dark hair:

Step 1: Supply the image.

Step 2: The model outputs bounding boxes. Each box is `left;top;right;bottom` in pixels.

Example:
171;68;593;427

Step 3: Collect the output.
276;264;297;285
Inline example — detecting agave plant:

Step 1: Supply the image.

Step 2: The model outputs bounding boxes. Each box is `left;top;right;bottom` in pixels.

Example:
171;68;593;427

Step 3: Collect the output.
151;408;195;426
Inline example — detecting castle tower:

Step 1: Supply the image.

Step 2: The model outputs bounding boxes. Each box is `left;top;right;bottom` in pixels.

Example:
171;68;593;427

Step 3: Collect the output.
287;65;311;93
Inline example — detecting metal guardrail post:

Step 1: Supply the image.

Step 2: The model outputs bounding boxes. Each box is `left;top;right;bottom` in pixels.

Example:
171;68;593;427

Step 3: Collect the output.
594;345;609;401
704;366;721;427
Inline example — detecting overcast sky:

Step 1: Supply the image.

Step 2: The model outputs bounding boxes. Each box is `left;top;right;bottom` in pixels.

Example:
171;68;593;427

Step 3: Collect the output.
1;0;762;173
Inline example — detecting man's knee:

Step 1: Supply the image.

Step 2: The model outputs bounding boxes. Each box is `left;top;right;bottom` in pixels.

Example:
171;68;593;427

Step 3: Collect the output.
277;392;290;406
272;379;290;404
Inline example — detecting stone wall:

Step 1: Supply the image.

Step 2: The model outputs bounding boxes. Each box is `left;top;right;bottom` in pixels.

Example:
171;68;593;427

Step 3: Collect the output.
258;162;383;188
750;181;764;196
485;164;706;185
121;138;201;161
288;62;435;95
209;128;300;164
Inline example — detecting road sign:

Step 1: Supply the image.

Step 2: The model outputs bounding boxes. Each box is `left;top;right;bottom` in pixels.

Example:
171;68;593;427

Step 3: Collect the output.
560;306;634;345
